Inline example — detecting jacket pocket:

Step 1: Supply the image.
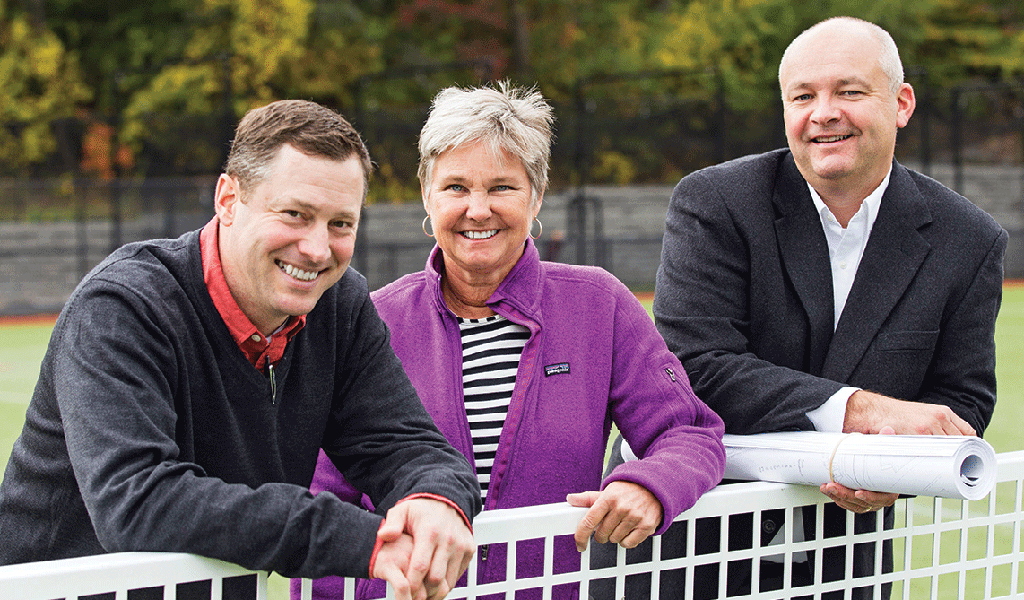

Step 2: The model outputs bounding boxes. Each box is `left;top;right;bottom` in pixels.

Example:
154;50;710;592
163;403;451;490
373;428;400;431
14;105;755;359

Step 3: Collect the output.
875;330;939;352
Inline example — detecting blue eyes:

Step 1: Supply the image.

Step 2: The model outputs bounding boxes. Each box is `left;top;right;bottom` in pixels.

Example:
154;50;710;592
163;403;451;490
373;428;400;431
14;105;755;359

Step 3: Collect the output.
442;184;514;192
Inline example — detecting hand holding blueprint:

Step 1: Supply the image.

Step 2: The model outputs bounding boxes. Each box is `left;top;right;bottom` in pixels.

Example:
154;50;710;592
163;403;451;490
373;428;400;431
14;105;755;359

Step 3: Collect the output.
723;431;997;500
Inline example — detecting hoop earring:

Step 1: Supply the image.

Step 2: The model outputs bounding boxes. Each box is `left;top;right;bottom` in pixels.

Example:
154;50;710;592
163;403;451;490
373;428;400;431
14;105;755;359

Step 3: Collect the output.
530;217;543;240
422;215;435;238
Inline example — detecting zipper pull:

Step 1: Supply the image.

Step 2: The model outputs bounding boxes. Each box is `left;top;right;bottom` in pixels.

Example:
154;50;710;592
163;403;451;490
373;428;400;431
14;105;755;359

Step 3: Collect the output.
268;363;277;404
665;367;676;382
480;544;488;561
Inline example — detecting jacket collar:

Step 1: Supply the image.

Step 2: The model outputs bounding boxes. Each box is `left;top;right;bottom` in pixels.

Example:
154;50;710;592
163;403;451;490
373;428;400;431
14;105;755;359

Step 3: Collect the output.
424;238;544;321
773;153;835;376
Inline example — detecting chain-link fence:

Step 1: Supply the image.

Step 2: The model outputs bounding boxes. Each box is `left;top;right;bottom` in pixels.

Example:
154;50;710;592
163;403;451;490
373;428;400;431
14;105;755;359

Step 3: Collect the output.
2;72;1022;316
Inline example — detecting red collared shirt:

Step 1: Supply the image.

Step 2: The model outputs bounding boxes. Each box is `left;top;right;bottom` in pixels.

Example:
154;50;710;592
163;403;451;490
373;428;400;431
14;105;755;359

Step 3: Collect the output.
199;217;305;370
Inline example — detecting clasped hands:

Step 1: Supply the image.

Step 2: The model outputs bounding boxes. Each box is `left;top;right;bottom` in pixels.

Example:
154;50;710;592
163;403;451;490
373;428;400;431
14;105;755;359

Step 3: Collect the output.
822;390;977;514
370;498;474;600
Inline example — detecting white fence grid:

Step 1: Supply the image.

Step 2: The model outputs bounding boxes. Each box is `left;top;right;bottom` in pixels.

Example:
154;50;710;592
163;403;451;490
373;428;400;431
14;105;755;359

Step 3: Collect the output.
3;451;1022;600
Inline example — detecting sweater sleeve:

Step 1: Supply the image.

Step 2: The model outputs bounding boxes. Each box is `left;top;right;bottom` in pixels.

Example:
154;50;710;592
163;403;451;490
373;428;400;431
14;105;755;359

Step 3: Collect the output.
317;289;481;526
601;282;726;534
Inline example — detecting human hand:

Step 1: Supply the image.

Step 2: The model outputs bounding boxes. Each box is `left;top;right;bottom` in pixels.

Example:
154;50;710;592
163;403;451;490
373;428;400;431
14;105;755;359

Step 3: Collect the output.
819;426;899;513
819;481;899;513
566;481;663;552
371;532;417;600
375;498;474;600
844;390;975;436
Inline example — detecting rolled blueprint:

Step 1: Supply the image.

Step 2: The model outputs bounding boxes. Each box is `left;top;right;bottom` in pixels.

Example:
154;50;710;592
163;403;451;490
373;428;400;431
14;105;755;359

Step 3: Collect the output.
723;431;997;501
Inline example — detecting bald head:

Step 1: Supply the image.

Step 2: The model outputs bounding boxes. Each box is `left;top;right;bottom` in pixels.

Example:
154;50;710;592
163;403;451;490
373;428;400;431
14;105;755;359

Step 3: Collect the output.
780;17;904;96
777;15;916;210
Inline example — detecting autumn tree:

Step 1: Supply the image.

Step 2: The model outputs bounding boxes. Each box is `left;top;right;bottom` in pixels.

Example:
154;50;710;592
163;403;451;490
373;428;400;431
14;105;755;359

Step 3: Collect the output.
0;1;90;176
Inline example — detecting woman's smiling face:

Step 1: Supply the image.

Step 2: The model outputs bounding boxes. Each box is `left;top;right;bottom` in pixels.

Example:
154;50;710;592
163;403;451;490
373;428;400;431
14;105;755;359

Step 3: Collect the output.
425;139;540;284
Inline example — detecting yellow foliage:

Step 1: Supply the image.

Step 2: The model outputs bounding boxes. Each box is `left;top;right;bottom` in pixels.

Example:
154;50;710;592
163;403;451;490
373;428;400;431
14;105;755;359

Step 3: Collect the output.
0;13;89;174
121;0;317;148
229;0;314;102
591;151;638;185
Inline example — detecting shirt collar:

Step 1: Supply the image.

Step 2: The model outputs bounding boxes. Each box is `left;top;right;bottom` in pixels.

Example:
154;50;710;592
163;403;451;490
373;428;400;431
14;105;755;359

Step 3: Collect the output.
199;217;305;368
807;167;891;231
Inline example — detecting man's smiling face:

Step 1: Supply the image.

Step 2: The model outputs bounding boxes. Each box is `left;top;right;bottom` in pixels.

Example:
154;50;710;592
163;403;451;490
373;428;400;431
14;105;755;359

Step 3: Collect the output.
215;144;363;335
780;21;914;198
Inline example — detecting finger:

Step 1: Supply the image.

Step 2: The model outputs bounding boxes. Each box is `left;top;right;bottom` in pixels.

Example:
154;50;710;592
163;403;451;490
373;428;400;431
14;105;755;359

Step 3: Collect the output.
379;504;411;540
603;516;633;546
855;490;898;509
935;413;960;436
379;563;413;600
566;491;600;508
826;492;866;512
820;482;853;498
615;513;657;549
423;534;451;593
426;578;450;600
604;507;645;546
618;524;655;549
445;536;473;591
574;502;610;551
592;507;628;545
821;483;868;512
826;490;872;513
834;499;868;513
406;537;436;600
949;414;975;437
825;482;893;513
453;544;473;588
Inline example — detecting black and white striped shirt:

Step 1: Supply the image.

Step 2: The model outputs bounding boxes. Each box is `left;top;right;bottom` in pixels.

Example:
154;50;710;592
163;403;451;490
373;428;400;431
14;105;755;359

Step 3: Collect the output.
457;314;530;501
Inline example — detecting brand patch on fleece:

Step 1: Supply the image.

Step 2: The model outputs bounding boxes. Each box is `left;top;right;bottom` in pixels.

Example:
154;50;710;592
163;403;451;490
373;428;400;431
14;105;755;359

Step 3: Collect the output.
544;362;570;377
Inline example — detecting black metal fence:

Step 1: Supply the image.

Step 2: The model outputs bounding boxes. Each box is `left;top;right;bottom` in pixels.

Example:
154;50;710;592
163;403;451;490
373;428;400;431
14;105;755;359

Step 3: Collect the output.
1;72;1022;316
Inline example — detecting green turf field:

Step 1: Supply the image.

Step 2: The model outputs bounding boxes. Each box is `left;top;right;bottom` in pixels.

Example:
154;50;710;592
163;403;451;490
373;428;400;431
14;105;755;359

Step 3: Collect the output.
0;319;51;471
1;287;1022;599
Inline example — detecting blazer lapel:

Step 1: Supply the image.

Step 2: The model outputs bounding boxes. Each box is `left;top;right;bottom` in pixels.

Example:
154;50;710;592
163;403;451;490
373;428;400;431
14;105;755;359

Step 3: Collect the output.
822;162;933;382
773;156;834;376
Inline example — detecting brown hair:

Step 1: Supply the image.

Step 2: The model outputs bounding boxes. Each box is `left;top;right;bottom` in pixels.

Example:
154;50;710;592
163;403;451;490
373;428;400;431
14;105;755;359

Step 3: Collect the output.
224;99;372;198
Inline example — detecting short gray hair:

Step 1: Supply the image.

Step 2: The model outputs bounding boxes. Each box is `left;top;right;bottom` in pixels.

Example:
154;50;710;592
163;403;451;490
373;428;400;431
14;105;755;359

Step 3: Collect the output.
418;82;555;205
779;16;905;95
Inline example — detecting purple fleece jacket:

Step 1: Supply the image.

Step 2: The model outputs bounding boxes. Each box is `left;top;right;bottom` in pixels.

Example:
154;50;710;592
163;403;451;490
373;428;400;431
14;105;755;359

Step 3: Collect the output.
295;240;725;600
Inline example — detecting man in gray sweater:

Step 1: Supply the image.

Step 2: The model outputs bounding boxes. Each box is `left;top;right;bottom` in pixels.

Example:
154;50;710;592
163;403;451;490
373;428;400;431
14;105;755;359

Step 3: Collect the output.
0;99;481;600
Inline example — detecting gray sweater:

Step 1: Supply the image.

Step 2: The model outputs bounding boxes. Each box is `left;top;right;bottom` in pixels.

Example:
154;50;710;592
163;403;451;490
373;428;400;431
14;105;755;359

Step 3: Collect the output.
0;229;480;578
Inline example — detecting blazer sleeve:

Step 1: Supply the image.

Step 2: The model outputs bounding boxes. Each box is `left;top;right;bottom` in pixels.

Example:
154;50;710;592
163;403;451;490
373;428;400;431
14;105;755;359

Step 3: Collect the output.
653;169;845;434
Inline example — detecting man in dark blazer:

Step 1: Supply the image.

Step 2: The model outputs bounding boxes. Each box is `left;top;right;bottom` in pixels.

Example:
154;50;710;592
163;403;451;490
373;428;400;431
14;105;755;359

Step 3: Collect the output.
603;16;1007;599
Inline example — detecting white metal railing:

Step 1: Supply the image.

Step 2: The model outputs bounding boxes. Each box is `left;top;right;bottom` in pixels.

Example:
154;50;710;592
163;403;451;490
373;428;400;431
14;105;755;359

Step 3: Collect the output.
0;551;268;599
3;451;1023;600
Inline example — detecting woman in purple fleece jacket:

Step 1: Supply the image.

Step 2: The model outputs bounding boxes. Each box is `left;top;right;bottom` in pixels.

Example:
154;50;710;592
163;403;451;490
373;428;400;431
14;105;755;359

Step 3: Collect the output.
293;83;725;600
